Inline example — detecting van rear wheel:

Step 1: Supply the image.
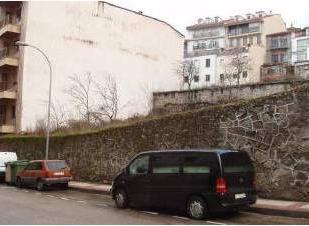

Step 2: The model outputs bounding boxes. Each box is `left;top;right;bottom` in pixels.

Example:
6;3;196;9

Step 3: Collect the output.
186;196;207;220
114;188;129;209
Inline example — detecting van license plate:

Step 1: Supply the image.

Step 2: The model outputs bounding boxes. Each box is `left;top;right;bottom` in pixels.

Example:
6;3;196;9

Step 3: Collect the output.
235;193;246;199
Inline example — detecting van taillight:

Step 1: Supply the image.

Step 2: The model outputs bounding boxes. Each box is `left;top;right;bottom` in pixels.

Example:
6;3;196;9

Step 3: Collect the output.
216;177;227;193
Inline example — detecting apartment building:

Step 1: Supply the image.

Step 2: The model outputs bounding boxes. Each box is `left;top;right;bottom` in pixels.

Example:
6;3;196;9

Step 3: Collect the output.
261;27;303;81
0;2;20;134
183;11;286;88
0;1;184;134
292;27;309;78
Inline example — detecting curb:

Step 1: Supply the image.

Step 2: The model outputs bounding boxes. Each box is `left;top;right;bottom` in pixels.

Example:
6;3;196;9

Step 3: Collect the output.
247;206;309;220
69;186;111;195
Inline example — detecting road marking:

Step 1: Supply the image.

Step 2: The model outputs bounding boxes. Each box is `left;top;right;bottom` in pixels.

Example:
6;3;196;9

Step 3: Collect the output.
59;197;70;201
24;190;29;193
141;211;159;215
206;220;226;225
76;200;87;204
95;203;109;207
35;192;41;195
172;216;189;220
46;195;57;198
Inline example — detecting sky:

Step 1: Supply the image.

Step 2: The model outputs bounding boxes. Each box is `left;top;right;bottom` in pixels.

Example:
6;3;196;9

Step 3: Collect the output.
107;0;309;35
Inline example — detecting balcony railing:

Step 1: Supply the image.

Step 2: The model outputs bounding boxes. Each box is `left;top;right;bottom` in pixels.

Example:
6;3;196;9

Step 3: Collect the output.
0;47;19;59
0;16;20;30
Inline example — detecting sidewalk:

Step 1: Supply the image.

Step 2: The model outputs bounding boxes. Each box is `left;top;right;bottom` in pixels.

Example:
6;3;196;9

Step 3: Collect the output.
69;181;309;219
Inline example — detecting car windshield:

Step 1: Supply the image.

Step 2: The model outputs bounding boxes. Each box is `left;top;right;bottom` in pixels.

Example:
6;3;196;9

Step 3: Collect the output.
221;152;254;173
47;161;68;170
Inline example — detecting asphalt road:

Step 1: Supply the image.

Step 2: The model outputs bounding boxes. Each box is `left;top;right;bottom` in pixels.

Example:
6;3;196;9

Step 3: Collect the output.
0;184;308;225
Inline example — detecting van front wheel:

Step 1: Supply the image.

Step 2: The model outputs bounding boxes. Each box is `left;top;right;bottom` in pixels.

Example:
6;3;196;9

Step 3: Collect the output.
186;196;207;220
114;188;129;209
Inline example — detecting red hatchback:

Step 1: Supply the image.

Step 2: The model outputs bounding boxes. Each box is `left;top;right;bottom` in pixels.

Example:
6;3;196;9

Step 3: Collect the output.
16;160;72;191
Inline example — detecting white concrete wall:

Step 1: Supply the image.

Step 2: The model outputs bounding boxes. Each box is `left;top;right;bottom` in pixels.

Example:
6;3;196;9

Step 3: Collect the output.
19;1;184;130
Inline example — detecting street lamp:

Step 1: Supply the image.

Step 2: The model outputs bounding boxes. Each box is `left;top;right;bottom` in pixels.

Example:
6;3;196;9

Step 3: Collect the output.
16;41;52;160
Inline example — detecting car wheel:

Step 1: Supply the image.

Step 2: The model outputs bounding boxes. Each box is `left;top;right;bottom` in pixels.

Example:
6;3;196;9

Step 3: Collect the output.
61;183;69;190
114;188;129;209
16;177;23;188
36;180;45;191
186;196;207;220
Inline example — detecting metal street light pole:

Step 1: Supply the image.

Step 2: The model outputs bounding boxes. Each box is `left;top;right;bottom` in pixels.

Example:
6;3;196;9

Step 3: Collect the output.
16;41;52;160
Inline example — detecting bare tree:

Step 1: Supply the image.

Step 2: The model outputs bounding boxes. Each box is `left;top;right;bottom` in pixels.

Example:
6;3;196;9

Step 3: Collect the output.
222;48;251;97
67;72;94;124
50;101;67;131
177;60;199;90
95;75;119;121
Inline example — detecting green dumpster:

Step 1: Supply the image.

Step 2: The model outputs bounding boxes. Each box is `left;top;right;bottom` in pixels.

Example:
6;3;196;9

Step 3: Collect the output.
9;160;29;185
5;162;13;185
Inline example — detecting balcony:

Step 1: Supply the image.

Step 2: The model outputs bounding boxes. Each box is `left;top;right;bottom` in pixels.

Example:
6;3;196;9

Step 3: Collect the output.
0;18;21;38
0;47;19;68
0;82;17;99
0;117;15;134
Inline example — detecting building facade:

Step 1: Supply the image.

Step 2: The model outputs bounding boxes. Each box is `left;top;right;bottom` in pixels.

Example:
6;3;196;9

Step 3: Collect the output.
183;12;286;88
0;1;184;134
292;27;309;78
261;27;303;81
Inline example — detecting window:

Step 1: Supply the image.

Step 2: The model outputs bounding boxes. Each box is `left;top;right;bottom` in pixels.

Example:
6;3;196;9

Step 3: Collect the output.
152;154;181;174
220;74;224;81
26;162;42;170
205;58;210;67
229;39;233;47
271;39;278;48
129;155;149;175
280;53;286;62
182;153;216;174
237;38;241;47
184;76;189;83
271;54;279;63
243;71;248;78
183;166;210;174
249;36;254;45
205;74;210;82
47;161;68;170
194;75;199;82
257;35;261;45
221;152;254;173
243;37;248;46
12;106;15;119
233;74;238;79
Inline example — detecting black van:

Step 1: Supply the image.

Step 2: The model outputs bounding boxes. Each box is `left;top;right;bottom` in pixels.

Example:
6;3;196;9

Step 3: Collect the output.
111;149;256;219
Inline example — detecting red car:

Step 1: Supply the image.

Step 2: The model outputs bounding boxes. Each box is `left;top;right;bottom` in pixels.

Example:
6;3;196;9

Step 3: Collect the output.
16;160;72;191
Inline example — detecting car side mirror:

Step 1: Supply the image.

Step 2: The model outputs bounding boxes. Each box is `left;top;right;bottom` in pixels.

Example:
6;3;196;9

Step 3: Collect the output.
137;166;146;174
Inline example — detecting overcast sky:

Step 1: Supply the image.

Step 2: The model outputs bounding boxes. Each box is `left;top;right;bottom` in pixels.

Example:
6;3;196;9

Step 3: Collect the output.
107;0;309;35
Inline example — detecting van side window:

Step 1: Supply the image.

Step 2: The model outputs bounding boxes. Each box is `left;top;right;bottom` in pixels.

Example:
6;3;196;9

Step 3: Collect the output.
183;154;211;174
152;154;181;174
129;155;149;175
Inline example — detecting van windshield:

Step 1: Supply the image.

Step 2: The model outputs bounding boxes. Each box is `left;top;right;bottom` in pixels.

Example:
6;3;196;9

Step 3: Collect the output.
47;161;68;170
221;152;254;173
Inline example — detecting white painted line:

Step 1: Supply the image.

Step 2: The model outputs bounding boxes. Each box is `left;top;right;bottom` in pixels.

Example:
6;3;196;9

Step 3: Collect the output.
24;190;29;193
59;197;70;201
96;203;109;207
206;220;226;225
172;216;189;220
46;195;57;198
35;192;41;195
141;211;159;215
76;200;87;204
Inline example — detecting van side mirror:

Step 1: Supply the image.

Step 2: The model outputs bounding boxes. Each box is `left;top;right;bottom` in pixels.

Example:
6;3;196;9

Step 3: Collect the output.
137;166;147;174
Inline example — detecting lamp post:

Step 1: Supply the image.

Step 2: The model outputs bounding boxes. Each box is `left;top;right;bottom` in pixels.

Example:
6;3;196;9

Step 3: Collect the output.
16;41;52;160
